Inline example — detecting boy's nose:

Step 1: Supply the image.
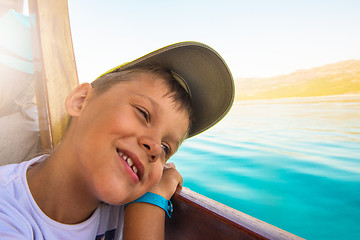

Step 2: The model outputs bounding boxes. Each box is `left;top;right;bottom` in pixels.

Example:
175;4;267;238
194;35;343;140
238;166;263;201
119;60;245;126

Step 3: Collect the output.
139;137;162;162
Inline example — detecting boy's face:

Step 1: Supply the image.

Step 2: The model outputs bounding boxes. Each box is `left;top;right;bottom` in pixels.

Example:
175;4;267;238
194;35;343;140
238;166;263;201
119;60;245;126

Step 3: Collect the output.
68;72;189;205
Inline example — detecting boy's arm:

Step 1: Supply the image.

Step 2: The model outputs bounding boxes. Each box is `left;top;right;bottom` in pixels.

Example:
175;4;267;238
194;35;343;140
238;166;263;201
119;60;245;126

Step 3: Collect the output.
123;163;182;240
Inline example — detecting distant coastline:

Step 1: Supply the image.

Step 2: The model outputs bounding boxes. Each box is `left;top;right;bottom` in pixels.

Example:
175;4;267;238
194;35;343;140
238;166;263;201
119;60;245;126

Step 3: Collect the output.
233;94;360;106
235;60;360;101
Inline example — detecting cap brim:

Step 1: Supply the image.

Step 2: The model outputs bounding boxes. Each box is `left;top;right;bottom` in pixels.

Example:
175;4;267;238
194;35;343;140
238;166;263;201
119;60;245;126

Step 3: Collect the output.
103;42;234;138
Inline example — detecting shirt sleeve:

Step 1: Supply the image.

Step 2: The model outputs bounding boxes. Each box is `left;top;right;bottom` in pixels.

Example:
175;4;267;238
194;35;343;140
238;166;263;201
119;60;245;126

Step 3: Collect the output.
0;198;33;239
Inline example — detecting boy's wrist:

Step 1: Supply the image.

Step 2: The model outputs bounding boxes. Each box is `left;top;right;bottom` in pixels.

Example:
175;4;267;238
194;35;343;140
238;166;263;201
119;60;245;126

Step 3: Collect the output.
127;192;173;218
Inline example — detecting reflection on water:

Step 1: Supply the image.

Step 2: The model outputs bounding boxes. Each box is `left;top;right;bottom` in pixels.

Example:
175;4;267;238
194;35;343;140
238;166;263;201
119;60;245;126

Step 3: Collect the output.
172;94;360;240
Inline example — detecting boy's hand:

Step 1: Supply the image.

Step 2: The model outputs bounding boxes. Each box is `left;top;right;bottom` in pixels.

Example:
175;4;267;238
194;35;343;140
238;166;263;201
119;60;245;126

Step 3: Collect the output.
149;162;183;200
124;163;182;240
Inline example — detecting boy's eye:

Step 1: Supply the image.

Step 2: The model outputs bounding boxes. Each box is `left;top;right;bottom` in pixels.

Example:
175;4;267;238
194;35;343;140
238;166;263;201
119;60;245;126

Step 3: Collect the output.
136;107;150;122
161;143;171;158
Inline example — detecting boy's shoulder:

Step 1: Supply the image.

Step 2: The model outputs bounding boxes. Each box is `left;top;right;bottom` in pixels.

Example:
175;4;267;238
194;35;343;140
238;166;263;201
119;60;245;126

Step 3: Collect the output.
0;161;23;187
0;156;43;195
0;196;34;238
0;160;37;238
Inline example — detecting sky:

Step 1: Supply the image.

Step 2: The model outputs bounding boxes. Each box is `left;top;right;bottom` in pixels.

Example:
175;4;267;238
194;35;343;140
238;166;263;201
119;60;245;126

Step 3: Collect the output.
67;0;360;82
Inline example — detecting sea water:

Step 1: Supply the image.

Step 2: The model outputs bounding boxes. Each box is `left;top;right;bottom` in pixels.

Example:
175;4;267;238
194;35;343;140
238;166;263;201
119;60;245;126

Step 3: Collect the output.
171;94;360;240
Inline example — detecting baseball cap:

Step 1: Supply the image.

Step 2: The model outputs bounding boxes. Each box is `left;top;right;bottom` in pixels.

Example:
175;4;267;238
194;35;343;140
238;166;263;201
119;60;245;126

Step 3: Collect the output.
100;41;234;138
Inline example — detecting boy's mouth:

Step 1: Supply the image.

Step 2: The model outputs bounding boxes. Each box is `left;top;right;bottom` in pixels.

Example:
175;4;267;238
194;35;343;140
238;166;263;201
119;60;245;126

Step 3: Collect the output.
117;150;143;181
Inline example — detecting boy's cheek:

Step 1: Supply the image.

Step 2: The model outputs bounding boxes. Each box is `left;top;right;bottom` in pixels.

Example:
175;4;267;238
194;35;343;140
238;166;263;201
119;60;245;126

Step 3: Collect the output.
148;166;165;189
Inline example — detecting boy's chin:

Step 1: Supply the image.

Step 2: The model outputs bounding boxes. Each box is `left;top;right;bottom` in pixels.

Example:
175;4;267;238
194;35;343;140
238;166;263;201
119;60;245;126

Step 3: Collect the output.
101;196;128;206
100;191;147;206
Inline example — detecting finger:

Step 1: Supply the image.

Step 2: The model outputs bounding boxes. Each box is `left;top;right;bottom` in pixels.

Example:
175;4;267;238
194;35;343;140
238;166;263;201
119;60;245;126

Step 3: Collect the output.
178;174;183;187
164;162;175;169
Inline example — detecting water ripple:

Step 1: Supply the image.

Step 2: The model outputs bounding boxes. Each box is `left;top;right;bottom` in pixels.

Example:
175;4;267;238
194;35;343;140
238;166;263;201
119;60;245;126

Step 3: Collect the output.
172;95;360;240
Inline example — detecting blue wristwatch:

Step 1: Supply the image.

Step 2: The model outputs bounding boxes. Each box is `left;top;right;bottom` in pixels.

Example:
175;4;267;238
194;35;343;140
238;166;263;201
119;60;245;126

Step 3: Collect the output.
128;192;173;218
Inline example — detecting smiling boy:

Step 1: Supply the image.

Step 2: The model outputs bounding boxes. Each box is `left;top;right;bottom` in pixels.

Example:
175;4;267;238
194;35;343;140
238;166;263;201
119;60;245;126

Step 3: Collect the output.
0;42;234;239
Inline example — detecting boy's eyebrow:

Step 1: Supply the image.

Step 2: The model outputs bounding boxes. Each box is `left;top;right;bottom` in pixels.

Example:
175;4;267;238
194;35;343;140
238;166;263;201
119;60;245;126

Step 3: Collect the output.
135;93;158;109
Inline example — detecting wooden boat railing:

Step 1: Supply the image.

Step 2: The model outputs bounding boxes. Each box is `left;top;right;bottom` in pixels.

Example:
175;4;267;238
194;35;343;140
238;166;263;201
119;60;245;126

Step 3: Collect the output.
28;0;304;239
166;188;303;240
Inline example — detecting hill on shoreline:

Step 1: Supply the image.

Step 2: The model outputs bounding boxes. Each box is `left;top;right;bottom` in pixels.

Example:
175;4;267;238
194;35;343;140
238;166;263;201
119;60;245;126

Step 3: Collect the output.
235;60;360;101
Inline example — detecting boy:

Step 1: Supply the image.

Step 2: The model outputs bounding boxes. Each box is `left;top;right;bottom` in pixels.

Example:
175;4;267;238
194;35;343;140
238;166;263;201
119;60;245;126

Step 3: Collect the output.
0;42;234;239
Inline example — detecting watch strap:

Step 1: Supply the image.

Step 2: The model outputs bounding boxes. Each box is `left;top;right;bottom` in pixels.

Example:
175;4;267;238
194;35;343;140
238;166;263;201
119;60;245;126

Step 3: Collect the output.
129;192;173;218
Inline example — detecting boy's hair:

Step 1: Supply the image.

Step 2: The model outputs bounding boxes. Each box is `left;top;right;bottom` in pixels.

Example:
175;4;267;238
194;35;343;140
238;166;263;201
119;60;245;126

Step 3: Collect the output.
90;65;193;135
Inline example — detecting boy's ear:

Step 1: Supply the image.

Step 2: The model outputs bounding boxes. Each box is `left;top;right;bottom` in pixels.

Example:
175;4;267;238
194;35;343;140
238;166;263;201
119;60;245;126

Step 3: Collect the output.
65;83;92;117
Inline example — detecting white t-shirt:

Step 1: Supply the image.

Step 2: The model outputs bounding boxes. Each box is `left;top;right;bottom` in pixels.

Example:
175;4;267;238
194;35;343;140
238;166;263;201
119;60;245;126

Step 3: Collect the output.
0;156;124;240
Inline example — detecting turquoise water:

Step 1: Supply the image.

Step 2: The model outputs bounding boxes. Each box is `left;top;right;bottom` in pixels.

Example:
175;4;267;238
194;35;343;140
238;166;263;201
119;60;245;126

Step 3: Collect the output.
171;95;360;240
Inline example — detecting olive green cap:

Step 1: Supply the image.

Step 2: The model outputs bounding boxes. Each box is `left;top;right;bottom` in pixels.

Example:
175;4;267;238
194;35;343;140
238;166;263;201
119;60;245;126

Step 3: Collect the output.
100;42;234;138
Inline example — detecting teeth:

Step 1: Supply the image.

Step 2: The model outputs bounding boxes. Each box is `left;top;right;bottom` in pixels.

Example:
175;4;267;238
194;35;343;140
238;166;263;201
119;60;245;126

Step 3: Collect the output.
119;151;128;161
119;151;139;177
132;165;138;174
127;158;133;166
